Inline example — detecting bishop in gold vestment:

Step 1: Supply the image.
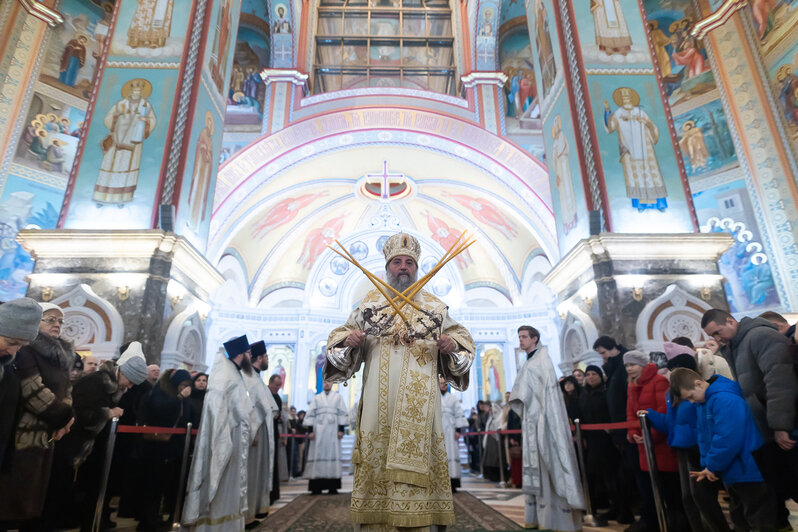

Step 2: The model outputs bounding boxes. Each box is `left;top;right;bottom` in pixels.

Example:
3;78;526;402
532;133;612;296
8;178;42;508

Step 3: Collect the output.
324;233;475;531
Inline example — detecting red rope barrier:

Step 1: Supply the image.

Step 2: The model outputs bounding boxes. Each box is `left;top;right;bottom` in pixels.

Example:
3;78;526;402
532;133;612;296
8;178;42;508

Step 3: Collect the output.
117;425;198;435
460;420;638;437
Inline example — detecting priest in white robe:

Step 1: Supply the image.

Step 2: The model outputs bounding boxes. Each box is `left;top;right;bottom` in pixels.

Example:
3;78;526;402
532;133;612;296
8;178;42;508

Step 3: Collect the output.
183;335;253;532
440;377;468;492
324;232;475;531
509;326;585;531
303;381;348;494
242;340;277;526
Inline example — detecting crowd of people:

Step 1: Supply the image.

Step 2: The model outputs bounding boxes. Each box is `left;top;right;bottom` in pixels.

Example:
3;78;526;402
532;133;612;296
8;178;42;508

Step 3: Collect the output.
2;293;797;532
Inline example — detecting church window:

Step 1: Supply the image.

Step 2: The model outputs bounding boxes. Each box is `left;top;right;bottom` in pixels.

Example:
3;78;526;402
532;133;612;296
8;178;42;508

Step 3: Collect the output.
312;0;456;95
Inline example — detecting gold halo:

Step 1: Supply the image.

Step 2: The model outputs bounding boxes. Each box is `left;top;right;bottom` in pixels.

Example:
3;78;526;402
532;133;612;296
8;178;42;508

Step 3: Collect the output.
121;78;153;99
483;7;494;19
204;111;214;134
668;20;681;33
60;116;71;125
35;114;47;123
648;20;659;29
31;120;43;129
101;1;113;13
612;87;640;107
776;64;793;82
682;120;695;130
233;91;245;102
47;113;58;122
51;138;64;146
35;128;48;137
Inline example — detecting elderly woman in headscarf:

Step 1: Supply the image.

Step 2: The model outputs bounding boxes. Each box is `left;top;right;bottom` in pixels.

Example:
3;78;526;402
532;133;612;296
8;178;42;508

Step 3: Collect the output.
0;302;75;526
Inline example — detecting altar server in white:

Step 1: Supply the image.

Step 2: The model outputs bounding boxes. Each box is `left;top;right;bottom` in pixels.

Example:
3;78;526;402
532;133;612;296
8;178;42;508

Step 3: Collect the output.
183;335;253;532
303;381;348;495
440;377;468;492
242;340;277;527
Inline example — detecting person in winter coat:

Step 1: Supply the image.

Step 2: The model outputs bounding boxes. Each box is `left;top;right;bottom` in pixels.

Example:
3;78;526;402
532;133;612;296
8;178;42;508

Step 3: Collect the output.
702;309;798;529
0;302;75;526
578;365;632;524
137;369;193;531
0;299;42;480
625;350;686;532
646;353;729;532
671;369;779;531
559;375;582;422
189;372;207;427
41;342;148;532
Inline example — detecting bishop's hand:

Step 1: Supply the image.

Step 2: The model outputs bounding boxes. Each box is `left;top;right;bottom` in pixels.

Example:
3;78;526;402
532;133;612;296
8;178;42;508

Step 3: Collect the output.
344;329;366;349
437;334;456;354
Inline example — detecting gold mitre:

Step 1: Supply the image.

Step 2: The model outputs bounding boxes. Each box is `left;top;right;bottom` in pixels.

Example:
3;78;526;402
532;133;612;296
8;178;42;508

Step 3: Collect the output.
383;233;421;265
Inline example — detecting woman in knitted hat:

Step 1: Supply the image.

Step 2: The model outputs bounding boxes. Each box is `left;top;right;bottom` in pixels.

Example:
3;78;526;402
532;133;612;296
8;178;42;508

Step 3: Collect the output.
624;350;687;531
0;302;75;525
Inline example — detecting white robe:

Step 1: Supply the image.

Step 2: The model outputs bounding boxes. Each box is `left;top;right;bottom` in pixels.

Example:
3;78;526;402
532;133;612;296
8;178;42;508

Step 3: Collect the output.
509;346;585;531
441;392;468;480
303;391;348;480
242;370;278;521
183;353;252;532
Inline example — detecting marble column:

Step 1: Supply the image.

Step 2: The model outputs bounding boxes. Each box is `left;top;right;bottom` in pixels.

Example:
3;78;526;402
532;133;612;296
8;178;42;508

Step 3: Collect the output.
17;229;223;367
545;233;733;354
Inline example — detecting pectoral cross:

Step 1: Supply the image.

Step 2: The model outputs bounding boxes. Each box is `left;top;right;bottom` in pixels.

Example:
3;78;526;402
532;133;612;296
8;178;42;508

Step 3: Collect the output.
365;160;405;201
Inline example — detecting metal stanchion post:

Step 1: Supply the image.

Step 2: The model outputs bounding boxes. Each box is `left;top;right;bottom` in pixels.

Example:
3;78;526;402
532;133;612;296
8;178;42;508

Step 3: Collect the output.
91;417;119;532
638;412;668;532
574;420;607;527
497;430;506;488
288;433;294;480
172;422;193;530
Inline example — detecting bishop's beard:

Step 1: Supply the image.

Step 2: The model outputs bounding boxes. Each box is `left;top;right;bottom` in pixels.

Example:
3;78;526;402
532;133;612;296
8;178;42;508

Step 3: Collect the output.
240;354;253;376
386;270;417;293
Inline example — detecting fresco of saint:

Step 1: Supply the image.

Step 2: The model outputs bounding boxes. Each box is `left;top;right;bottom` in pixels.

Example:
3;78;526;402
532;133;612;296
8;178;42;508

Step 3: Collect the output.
589;0;632;55
187;112;214;230
127;0;174;48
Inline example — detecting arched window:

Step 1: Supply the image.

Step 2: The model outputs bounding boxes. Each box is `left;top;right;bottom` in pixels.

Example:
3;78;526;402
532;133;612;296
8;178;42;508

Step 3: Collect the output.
312;0;456;94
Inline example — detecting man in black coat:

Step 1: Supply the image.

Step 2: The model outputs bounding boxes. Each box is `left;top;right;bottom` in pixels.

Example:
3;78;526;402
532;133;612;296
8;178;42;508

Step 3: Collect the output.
268;374;284;505
593;336;636;524
703;309;798;528
0;298;43;474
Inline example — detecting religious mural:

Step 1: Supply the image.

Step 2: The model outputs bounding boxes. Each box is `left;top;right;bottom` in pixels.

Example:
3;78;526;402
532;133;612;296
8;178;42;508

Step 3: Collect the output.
298;213;348;270
591;78;693;232
267;344;294;405
0;175;63;301
62;69;175;228
541;94;588;254
572;0;650;67
227;27;269;125
477;344;505;402
425;211;474;269
769;44;798;150
693;180;780;312
500;31;536;119
175;82;225;248
14;93;86;177
643;0;715;107
530;0;558;101
271;2;293;68
109;0;192;60
443;193;519;239
37;0;108;99
476;3;499;70
673;100;737;177
250;192;327;239
757;0;798;56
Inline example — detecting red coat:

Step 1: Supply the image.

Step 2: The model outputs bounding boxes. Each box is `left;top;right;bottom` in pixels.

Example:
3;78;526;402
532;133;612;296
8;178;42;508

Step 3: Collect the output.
626;363;678;472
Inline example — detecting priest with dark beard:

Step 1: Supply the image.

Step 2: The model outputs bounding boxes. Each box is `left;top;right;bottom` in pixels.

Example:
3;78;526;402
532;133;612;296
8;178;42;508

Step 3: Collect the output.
183;335;254;532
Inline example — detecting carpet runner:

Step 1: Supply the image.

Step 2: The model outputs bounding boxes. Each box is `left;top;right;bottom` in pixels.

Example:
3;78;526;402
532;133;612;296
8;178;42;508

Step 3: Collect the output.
255;491;524;531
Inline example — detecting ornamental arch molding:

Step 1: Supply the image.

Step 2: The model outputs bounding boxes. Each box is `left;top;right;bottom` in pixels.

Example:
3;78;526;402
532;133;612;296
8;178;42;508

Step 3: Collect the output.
161;308;208;371
52;284;124;360
635;284;712;353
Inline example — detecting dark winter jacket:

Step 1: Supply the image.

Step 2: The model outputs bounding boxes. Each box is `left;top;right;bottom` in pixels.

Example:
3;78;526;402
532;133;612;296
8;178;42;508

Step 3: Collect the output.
58;361;121;468
722;317;798;439
603;348;629;424
578;381;617;473
189;388;206;427
627;363;678;472
646;392;698;449
13;333;74;450
0;355;20;471
139;371;192;460
696;376;764;484
559;376;582;422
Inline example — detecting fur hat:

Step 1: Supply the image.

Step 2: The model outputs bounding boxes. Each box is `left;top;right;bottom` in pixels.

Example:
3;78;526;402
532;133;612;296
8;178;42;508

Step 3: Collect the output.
585;364;603;377
383;233;421;265
0;297;43;342
623;350;650;367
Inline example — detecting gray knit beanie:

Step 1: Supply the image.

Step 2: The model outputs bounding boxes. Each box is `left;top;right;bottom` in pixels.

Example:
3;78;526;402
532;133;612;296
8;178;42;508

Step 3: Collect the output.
0;297;43;342
623;350;650;367
117;341;148;385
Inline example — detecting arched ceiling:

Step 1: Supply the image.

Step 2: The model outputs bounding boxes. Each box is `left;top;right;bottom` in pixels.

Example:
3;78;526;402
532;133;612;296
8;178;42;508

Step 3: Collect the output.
215;145;553;307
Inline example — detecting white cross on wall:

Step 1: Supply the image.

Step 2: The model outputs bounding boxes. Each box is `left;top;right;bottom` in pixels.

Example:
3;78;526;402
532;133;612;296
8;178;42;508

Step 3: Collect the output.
365;160;405;200
275;44;291;62
477;47;493;66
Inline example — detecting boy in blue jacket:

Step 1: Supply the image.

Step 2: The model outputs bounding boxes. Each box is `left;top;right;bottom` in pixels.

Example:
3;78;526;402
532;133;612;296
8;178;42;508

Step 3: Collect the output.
670;368;778;531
